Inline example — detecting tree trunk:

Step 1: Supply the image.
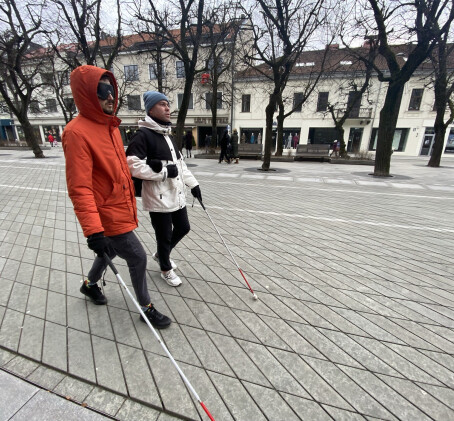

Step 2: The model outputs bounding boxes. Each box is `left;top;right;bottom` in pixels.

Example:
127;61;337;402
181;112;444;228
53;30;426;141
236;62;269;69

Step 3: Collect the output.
373;82;404;176
175;75;195;151
20;118;44;158
428;112;446;167
262;101;275;170
275;115;284;157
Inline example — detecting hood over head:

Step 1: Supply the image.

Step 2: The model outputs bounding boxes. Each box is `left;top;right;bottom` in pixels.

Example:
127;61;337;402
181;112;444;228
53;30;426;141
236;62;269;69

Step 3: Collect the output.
70;65;119;124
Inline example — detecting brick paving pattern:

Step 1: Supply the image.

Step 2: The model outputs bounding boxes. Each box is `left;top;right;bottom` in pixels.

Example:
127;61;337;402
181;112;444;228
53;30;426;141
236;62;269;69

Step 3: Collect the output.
0;148;454;420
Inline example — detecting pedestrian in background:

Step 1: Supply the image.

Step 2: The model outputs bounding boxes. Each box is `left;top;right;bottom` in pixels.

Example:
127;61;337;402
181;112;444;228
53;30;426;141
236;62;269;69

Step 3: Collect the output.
219;129;231;163
62;65;171;329
184;130;194;158
231;128;239;164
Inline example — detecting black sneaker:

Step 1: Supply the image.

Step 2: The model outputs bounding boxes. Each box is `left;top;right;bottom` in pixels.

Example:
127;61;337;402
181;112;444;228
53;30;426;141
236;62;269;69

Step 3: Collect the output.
80;282;107;305
140;305;171;329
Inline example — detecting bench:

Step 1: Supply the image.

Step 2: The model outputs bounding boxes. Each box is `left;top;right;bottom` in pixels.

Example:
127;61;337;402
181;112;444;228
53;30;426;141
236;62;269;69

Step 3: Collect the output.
294;144;330;162
237;143;263;159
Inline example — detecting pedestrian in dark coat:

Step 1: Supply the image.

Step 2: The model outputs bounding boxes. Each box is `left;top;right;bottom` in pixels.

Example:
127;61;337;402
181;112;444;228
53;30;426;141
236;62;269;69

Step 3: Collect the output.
219;129;231;163
184;130;193;158
231;129;239;164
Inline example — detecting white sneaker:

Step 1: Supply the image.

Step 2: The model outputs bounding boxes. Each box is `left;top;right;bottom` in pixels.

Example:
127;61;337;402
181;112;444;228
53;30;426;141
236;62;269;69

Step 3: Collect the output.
152;252;177;270
161;270;182;287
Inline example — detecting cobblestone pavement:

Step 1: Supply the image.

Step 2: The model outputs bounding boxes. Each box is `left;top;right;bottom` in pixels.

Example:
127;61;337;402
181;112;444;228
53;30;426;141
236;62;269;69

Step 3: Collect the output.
1;147;454;420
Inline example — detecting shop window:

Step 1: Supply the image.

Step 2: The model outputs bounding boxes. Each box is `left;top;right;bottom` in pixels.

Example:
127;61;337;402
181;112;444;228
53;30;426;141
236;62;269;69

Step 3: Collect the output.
444;128;454;153
369;128;408;152
241;94;251;112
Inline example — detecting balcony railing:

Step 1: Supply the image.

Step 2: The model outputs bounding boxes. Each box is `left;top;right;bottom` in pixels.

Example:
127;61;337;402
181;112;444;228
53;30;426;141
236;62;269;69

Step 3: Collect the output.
336;107;373;119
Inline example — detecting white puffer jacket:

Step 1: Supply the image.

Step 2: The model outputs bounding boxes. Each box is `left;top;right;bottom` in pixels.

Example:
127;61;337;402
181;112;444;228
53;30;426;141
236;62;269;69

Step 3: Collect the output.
126;116;199;213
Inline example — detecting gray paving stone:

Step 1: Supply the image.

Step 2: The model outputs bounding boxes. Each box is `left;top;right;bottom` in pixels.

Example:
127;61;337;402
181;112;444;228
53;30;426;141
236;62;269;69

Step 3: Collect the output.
108;306;140;346
322;404;369;421
116;399;161;421
0;369;38;420
83;386;126;417
243;382;300;420
42;321;68;371
208;372;266;420
27;365;66;390
53;375;95;403
25;286;47;319
209;332;272;386
67;295;90;332
0;278;13;307
0;308;24;351
185;298;230;334
1;258;20;281
4;355;39;377
67;328;96;382
91;335;127;394
238;340;309;397
7;282;30;313
340;366;432;421
270;348;354;410
145;351;199;418
303;356;394;419
18;315;44;361
159;324;200;366
280;394;333;420
0;347;15;366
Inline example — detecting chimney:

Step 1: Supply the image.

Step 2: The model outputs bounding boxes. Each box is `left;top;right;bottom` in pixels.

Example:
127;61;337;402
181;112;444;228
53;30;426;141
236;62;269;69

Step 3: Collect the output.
326;44;339;50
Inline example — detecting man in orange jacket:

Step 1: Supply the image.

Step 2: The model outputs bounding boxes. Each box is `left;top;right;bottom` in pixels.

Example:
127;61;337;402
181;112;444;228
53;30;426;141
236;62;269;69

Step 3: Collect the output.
62;65;171;329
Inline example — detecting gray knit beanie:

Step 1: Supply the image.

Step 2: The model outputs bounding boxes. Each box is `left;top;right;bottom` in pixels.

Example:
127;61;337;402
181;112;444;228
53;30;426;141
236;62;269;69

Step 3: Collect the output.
143;91;169;114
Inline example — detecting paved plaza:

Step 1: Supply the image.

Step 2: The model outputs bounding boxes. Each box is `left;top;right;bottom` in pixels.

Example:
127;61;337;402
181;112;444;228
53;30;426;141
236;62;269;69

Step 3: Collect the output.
1;147;454;420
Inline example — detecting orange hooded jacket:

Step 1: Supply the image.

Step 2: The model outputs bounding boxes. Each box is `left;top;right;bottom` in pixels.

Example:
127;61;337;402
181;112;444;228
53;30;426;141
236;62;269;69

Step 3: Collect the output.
62;65;138;237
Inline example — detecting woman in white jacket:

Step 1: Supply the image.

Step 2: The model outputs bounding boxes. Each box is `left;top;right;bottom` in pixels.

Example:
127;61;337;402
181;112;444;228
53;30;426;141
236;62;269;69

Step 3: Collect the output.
126;91;202;287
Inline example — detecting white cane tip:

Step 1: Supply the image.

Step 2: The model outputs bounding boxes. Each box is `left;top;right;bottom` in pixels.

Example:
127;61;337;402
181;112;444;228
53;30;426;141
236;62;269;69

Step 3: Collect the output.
253;294;258;300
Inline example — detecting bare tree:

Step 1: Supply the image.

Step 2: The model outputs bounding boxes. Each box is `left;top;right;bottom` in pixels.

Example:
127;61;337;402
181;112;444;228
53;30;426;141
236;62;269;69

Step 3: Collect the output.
48;0;122;70
133;0;207;150
241;0;332;170
354;0;454;176
325;44;377;157
428;36;454;167
0;0;47;157
202;8;243;148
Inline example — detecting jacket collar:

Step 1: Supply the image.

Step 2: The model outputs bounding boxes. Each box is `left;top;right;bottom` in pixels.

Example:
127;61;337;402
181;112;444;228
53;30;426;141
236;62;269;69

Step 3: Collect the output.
138;115;172;135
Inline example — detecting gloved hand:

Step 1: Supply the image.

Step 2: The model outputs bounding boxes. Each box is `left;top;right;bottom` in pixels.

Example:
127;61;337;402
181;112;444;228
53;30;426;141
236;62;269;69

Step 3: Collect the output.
87;232;107;257
191;185;202;201
147;159;163;173
166;164;178;178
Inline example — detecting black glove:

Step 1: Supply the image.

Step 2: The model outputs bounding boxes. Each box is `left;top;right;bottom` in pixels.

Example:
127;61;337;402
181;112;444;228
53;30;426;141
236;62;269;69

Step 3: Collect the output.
166;164;178;178
147;159;162;173
87;232;108;257
191;185;202;201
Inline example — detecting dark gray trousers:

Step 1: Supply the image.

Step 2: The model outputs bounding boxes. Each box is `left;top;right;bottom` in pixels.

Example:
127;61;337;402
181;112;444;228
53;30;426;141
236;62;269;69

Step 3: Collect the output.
87;231;151;307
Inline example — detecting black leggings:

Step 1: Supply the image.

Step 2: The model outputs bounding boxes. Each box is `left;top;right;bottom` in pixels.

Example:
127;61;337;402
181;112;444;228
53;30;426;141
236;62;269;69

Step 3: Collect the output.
150;207;190;271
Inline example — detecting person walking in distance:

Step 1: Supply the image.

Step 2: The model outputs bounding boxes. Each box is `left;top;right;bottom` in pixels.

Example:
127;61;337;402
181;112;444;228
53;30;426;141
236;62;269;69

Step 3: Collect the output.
184;130;193;158
231;128;239;164
126;91;202;287
62;65;171;329
219;129;231;163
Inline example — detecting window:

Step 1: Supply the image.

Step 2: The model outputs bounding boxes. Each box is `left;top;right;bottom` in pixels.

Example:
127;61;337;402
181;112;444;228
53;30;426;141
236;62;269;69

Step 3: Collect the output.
369;128;408;152
176;61;185;78
293;92;304;112
408;88;424;111
63;97;76;113
207;57;224;72
149;63;166;80
316;92;329;112
46;99;57;113
0;102;8;113
205;92;222;109
347;91;361;118
124;65;139;82
30;100;40;114
127;95;141;110
57;71;69;86
177;93;193;110
241;94;251;112
41;73;53;85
